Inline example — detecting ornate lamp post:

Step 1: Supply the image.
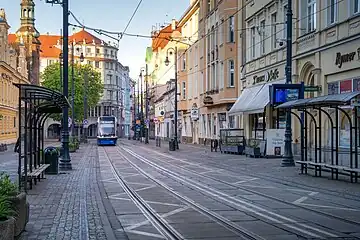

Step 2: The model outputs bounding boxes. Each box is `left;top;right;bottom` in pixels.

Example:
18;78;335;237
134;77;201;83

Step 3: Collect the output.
282;0;295;167
164;47;179;150
78;51;88;143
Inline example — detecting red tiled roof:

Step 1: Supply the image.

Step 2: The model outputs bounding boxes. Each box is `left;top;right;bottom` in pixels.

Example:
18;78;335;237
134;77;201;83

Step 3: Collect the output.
8;34;16;43
152;23;181;52
8;29;109;58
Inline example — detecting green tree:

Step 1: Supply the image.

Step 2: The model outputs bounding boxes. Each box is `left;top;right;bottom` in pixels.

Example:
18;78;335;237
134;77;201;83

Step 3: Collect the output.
41;63;103;122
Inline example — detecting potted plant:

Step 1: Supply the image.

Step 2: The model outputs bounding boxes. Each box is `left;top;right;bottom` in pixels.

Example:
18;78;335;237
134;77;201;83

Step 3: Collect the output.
0;173;28;237
69;142;76;153
245;139;261;158
0;196;16;240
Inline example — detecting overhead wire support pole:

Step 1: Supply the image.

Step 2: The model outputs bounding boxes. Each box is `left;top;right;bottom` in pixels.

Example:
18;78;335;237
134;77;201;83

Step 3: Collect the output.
282;0;295;167
145;64;149;144
46;0;72;170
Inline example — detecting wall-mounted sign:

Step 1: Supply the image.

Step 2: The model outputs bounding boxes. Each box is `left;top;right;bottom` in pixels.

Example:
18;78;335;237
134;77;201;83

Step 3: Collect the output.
190;107;199;121
253;69;279;85
304;85;322;92
269;83;305;105
335;47;360;68
340;79;352;93
203;96;213;105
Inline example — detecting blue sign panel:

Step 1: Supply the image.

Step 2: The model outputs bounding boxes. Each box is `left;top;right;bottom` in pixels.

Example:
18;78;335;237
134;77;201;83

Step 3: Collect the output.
270;83;305;105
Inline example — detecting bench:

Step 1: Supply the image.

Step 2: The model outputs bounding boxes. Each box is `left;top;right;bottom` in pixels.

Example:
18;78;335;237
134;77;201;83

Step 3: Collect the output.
21;164;50;189
343;167;360;183
308;162;327;177
295;161;309;174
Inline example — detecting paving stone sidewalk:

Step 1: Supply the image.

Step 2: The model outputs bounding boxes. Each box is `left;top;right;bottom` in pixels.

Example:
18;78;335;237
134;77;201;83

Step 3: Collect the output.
18;144;128;240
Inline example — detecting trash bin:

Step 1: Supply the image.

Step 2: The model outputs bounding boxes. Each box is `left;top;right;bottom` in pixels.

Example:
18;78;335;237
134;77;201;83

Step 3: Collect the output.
44;147;59;175
169;139;175;151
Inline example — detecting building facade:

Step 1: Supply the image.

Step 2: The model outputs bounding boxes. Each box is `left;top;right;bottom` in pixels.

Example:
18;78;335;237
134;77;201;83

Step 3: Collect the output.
0;8;32;144
197;0;240;144
229;0;360;154
24;29;131;139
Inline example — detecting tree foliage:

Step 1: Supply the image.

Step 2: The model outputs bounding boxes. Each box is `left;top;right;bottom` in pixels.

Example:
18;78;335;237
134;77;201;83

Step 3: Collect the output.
41;63;103;122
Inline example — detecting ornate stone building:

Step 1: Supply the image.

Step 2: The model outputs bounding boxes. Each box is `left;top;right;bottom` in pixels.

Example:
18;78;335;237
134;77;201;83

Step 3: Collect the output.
0;8;31;144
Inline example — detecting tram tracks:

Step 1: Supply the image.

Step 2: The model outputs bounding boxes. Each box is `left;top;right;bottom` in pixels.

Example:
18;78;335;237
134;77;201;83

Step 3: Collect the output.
136;146;360;226
102;146;262;240
121;146;360;239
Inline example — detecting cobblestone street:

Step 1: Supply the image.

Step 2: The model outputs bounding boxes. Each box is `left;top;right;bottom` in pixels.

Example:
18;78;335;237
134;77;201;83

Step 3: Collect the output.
1;140;360;239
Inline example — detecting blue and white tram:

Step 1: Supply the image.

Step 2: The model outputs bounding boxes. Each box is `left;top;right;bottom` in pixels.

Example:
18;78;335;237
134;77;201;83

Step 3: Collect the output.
97;116;118;146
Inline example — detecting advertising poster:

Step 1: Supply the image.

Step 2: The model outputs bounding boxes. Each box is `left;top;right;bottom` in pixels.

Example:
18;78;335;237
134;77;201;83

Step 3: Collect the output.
266;129;285;156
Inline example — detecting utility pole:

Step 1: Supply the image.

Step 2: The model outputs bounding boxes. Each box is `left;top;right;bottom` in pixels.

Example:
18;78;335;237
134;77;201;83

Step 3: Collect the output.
132;81;137;140
164;46;179;150
140;70;144;142
83;71;88;143
282;0;295;167
57;0;71;170
145;64;149;144
137;78;140;140
71;42;75;138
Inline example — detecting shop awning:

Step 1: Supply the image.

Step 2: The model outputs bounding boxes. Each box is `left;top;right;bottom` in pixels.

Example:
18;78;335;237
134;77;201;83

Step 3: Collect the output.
229;79;285;116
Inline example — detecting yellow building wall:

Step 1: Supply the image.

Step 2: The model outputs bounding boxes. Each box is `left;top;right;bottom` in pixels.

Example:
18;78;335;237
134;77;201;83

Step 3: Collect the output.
0;66;24;144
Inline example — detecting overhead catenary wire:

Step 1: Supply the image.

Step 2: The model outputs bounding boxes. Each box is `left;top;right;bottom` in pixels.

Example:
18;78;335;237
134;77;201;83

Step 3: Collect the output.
154;0;345;84
68;0;341;85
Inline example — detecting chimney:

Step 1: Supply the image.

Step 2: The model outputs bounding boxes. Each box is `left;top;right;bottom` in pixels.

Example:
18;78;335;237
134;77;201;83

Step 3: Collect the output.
171;18;176;30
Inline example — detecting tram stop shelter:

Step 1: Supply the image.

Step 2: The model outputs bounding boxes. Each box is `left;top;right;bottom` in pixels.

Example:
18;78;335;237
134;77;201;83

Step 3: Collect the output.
276;91;360;183
14;83;70;192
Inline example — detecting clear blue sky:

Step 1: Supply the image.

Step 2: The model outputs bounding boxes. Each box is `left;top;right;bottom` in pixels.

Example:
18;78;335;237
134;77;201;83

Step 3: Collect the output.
3;0;189;79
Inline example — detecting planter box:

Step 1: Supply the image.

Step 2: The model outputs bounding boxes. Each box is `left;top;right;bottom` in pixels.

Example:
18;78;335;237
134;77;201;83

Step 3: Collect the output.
245;146;261;158
9;193;28;237
221;145;244;154
0;217;15;240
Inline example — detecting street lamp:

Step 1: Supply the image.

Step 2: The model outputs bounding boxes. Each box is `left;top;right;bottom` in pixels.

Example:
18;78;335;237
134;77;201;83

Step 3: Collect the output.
164;47;179;150
78;51;88;142
282;0;295;167
139;68;145;142
46;0;71;170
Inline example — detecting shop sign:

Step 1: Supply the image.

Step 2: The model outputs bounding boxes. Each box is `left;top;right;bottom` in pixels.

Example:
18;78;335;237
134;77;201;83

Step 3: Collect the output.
190;107;199;120
304;85;321;92
266;129;285;156
252;68;279;85
328;82;339;95
340;79;352;93
335;47;360;68
353;78;360;92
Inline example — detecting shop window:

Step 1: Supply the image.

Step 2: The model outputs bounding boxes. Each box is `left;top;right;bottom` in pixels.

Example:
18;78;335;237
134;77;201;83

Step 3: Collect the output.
250;114;266;139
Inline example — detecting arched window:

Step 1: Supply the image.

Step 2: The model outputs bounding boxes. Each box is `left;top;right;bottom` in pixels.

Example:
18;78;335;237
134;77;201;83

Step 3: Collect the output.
23;9;27;18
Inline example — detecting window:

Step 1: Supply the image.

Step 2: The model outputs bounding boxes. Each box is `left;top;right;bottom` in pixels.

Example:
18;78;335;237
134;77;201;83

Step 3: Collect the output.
327;0;337;25
86;48;91;53
182;56;186;70
211;64;216;90
219;62;224;89
271;13;277;50
105;62;109;69
106;74;112;84
96;48;100;54
307;0;316;32
251;27;256;59
260;20;266;55
182;81;186;100
300;0;316;34
188;75;192;99
228;60;235;87
95;61;100;68
228;116;235;128
351;0;360;15
219;19;224;45
229;16;235;42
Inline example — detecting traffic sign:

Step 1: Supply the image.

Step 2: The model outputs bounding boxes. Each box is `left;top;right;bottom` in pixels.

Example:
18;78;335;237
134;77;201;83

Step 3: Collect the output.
83;119;88;126
145;119;149;125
